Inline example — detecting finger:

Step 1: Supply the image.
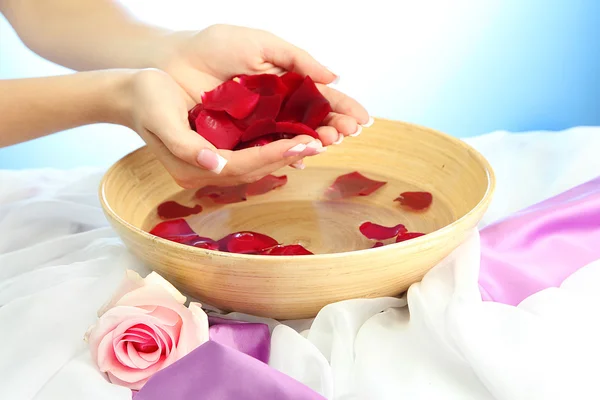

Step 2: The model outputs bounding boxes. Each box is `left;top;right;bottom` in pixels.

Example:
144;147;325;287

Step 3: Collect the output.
218;135;323;177
322;113;361;142
317;84;371;125
315;125;339;146
261;33;337;84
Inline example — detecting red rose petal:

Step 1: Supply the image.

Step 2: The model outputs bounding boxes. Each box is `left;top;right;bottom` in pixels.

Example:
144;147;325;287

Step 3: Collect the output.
278;76;332;129
149;219;217;249
201;80;260;119
188;103;203;130
149;218;195;240
260;244;314;255
235;95;283;131
240;119;277;142
280;72;305;98
195;184;248;204
246;174;288;196
192;106;244;150
359;222;407;240
275;121;319;139
217;231;279;254
394;191;433;211
157;201;202;220
325;172;387;199
395;232;426;243
238;74;288;97
372;242;385;248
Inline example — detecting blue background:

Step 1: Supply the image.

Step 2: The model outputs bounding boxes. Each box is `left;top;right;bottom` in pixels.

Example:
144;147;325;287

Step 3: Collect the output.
0;0;598;169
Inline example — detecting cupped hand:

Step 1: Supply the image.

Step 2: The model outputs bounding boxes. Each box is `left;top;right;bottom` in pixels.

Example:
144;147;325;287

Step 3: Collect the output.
157;24;373;146
125;69;321;188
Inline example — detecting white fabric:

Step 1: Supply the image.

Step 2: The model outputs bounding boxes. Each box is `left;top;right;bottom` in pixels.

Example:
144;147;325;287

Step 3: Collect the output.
2;128;600;399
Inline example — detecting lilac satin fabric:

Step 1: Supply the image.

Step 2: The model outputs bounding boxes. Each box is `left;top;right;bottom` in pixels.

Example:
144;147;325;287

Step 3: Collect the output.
479;176;600;306
133;341;324;400
208;316;270;364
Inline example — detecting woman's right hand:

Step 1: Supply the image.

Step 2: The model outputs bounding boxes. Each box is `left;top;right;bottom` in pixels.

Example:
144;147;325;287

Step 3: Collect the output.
124;68;323;189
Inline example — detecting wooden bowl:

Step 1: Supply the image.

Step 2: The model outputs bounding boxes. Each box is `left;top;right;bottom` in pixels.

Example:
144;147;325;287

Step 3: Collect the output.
100;118;494;319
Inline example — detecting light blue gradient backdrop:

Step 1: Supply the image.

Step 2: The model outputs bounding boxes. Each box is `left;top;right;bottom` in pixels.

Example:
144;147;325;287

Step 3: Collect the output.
1;0;598;169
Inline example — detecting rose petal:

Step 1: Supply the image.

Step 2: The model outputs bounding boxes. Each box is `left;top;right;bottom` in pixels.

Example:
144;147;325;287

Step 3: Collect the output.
395;232;426;242
238;74;288;97
188;104;203;130
201;80;260;119
195;184;248;204
278;75;332;129
157;201;202;220
127;339;160;369
280;71;305;98
359;222;407;240
145;305;182;326
217;231;279;254
130;324;174;358
259;244;313;255
246;174;288;196
372;242;385;248
235;95;283;131
240;119;277;142
192;105;244;150
149;219;197;243
394;191;433;211
143;272;187;305
325;171;387;199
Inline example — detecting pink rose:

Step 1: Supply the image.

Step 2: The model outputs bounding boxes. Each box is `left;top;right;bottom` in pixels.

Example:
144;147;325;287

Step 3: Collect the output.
85;270;209;390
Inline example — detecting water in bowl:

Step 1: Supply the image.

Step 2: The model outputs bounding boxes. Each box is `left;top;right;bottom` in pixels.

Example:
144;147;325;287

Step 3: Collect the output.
143;167;456;254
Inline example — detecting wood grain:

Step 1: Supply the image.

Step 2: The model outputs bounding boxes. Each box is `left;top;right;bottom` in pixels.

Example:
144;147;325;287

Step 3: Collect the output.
99;118;495;319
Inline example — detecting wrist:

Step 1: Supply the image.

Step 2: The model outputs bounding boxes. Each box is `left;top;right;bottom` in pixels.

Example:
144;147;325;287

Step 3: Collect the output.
97;70;136;128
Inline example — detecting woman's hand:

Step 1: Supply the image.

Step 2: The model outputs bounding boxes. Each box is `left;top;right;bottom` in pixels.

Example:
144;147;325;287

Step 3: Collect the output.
125;69;322;188
156;24;373;146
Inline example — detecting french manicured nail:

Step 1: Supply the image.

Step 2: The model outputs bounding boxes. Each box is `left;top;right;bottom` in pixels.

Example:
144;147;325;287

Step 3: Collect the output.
302;141;327;156
290;160;305;170
361;117;374;128
331;75;340;85
333;133;344;145
284;143;307;157
350;125;363;137
197;149;227;174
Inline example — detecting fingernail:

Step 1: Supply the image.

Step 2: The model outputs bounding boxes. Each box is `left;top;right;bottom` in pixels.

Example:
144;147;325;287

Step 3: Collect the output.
197;149;228;174
284;143;307;157
361;117;374;128
290;160;305;170
331;75;340;85
302;140;327;156
333;133;344;145
350;125;363;137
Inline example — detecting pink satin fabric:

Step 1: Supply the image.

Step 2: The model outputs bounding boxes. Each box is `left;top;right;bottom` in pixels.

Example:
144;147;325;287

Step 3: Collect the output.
479;176;600;305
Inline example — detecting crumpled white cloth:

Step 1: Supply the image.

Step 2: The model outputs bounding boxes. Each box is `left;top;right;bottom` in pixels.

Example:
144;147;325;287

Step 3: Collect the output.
1;128;600;400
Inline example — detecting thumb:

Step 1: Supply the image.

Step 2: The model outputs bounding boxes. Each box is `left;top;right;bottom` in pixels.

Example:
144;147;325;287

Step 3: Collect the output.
262;34;337;84
162;128;229;174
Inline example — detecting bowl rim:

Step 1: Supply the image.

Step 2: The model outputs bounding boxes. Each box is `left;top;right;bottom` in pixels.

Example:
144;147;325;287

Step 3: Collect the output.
99;118;495;260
